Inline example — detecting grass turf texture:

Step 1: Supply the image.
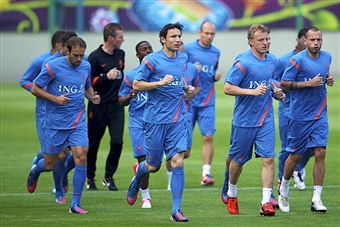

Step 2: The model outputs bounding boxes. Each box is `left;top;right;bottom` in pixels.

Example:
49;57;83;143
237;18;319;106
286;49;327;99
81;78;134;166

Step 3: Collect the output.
1;82;339;227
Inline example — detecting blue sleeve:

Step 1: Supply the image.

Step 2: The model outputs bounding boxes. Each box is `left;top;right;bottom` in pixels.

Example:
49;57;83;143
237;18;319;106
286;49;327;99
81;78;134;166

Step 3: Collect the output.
19;58;43;92
225;61;246;86
118;76;133;96
135;58;153;82
34;63;54;88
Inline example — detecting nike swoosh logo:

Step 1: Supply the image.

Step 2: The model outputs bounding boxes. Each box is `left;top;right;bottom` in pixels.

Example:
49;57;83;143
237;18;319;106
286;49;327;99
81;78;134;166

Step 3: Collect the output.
101;64;106;67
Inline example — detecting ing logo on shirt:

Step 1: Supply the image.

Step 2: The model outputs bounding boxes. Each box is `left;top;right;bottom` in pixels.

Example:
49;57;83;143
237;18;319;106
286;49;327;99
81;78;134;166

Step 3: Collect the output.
135;92;148;101
159;77;184;86
248;80;268;89
58;84;85;94
201;65;214;74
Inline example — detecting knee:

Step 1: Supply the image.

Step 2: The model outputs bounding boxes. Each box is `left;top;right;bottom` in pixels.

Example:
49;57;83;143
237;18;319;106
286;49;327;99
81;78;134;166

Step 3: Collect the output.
203;135;213;144
262;157;274;167
152;165;161;173
44;162;56;171
58;149;68;162
145;163;161;173
314;147;326;160
290;154;303;162
171;155;184;168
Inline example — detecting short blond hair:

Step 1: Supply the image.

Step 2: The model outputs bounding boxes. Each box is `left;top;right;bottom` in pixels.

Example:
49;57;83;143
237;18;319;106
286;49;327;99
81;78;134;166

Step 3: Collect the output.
247;24;270;40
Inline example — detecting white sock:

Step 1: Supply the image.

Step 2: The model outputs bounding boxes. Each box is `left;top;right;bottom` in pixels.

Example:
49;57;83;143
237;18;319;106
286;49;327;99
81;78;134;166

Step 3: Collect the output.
280;178;290;196
202;164;211;176
227;182;237;198
167;170;172;184
261;188;272;204
141;188;150;200
312;185;323;202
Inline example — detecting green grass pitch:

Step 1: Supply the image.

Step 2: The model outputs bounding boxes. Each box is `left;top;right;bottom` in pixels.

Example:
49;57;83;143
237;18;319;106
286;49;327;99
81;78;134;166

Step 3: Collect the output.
1;82;339;227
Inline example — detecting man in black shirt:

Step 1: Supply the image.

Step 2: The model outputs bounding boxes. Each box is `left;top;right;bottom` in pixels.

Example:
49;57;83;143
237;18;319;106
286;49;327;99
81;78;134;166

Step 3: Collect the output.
87;23;125;191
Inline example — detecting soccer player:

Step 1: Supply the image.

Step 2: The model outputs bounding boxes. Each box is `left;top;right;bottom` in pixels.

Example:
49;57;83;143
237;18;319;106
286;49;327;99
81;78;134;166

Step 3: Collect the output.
86;23;125;191
37;31;79;201
165;41;201;191
126;22;194;222
20;30;64;162
273;28;314;191
278;27;334;213
223;24;285;216
184;20;221;186
20;30;64;192
118;40;154;208
27;37;100;214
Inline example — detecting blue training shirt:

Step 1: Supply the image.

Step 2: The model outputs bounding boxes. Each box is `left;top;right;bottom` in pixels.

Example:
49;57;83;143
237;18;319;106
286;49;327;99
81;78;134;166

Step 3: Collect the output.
20;50;53;92
134;49;188;124
273;50;295;118
118;66;148;127
184;62;201;111
225;49;276;127
184;40;220;107
282;49;332;121
34;56;92;130
20;50;54;129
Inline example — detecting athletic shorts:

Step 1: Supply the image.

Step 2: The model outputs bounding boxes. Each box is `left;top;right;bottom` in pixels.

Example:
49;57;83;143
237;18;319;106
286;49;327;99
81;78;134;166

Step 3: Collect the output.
286;117;328;155
144;120;187;167
228;119;276;165
192;105;216;136
42;124;88;155
129;126;146;158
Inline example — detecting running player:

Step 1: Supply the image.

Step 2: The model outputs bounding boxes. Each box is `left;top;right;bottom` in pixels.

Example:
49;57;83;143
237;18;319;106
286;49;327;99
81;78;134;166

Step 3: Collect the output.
273;28;313;191
27;37;100;214
184;20;221;186
278;27;334;213
118;40;153;208
126;22;194;222
223;24;285;216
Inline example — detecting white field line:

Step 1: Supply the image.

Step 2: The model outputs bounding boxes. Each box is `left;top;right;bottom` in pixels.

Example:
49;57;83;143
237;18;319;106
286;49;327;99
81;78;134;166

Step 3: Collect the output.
1;185;339;197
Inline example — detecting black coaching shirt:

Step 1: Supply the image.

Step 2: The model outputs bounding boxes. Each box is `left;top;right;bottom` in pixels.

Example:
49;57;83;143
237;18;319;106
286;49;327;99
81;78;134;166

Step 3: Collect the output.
88;45;125;104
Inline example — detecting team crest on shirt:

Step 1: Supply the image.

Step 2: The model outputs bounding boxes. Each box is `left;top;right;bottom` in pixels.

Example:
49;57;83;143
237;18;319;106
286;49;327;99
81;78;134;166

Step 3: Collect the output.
119;59;124;69
182;64;186;72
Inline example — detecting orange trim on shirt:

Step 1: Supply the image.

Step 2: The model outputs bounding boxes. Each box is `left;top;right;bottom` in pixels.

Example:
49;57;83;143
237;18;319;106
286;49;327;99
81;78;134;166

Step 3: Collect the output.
258;101;271;126
289;58;300;70
173;98;184;123
71;108;84;129
203;85;215;107
235;62;246;74
22;84;33;89
124;76;133;87
91;76;99;87
314;97;327;120
143;58;154;72
46;64;55;79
